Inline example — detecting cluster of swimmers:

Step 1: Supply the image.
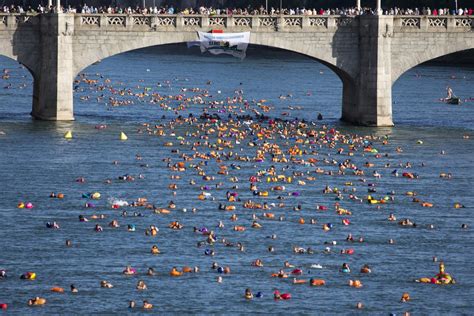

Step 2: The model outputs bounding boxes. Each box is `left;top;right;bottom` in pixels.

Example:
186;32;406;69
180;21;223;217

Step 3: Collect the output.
0;71;469;313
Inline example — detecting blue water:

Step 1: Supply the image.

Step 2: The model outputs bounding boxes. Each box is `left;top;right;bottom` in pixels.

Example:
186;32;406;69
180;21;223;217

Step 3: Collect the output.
0;45;473;314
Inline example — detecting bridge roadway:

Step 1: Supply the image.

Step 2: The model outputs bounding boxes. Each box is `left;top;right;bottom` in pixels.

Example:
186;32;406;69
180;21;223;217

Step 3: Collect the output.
0;13;473;125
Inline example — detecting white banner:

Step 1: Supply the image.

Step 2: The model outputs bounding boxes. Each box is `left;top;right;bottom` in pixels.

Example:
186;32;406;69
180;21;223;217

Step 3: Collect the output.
197;31;250;60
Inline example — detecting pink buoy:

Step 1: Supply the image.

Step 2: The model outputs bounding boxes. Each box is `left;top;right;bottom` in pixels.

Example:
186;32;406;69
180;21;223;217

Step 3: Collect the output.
280;293;291;300
25;202;33;209
274;290;291;300
123;268;136;275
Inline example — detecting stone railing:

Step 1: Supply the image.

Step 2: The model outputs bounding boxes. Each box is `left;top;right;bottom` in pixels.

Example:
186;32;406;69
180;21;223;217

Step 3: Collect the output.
0;13;472;33
394;15;473;31
71;14;362;32
0;13;40;28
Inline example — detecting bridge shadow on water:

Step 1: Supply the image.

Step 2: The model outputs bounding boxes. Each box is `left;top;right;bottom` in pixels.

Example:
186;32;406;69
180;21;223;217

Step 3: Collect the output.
74;42;346;124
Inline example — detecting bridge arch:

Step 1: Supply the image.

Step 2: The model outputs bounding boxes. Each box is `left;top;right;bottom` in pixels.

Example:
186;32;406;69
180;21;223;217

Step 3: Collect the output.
391;36;474;84
0;53;37;81
73;30;359;123
0;55;36;117
73;32;357;82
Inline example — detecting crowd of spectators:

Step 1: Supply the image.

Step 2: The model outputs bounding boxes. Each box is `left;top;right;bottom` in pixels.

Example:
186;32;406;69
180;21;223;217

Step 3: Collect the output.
1;4;473;16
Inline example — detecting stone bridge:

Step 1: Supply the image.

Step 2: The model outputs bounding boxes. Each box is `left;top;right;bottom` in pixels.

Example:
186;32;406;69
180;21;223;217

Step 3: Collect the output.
0;13;473;125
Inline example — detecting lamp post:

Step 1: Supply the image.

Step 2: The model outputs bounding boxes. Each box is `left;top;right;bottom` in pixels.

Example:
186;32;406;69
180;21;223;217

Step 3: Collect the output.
376;0;382;15
455;0;458;12
356;0;361;12
280;0;282;13
265;0;268;12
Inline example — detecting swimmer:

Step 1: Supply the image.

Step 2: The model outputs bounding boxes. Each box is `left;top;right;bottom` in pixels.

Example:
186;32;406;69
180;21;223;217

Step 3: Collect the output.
151;245;160;254
277;269;288;278
27;297;46;306
100;280;113;288
360;264;372;273
341;263;351;273
123;265;136;275
143;300;153;309
401;292;410;302
245;288;253;299
136;280;147;290
284;261;294;268
129;300;136;308
70;284;78;293
147;267;155;276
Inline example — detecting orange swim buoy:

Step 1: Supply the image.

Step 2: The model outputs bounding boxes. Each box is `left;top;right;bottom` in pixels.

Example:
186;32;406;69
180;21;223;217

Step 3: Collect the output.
51;287;64;293
234;226;246;231
293;278;307;284
170;268;183;277
349;280;363;288
310;279;326;286
182;266;193;273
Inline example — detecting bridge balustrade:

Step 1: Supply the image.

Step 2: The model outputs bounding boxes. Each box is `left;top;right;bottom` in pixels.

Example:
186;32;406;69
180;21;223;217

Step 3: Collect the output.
73;14;361;32
1;13;472;33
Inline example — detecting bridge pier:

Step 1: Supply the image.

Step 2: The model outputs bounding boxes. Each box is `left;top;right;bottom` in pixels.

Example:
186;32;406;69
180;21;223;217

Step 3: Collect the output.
32;13;74;121
342;16;394;127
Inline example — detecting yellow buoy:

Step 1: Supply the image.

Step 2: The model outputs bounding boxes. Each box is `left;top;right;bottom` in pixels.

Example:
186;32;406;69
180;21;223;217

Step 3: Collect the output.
120;132;128;140
64;131;73;139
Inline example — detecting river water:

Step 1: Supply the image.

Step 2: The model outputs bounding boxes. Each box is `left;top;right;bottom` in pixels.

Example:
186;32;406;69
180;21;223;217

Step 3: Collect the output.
0;45;473;314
